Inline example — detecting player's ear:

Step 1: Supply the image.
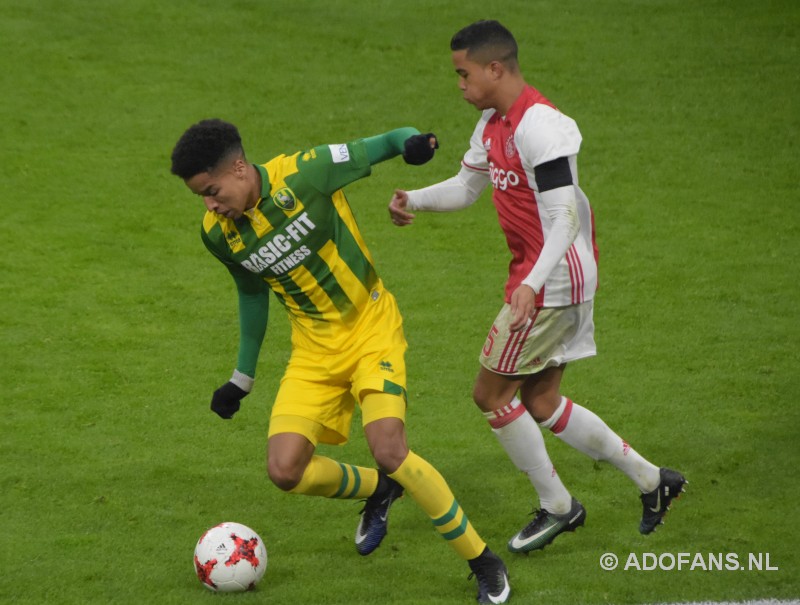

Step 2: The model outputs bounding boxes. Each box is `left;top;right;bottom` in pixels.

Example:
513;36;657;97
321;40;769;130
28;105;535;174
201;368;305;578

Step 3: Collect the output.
232;157;248;178
488;60;505;80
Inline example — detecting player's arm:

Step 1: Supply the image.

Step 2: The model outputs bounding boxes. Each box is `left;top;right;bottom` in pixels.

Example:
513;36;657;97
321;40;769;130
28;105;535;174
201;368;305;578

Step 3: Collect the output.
230;270;270;382
508;105;583;329
303;128;438;196
389;112;491;225
521;157;580;294
209;273;269;419
509;157;579;331
389;166;489;224
362;127;439;166
202;229;270;419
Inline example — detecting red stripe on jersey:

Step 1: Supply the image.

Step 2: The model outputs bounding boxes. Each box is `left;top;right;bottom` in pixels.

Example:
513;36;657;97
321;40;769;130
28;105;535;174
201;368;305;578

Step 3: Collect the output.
550;398;574;434
566;245;584;304
566;246;577;304
487;401;527;429
572;247;585;302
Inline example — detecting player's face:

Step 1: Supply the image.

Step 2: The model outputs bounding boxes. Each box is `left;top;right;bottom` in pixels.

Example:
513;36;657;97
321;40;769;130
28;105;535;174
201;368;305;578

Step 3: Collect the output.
452;49;498;110
185;158;252;220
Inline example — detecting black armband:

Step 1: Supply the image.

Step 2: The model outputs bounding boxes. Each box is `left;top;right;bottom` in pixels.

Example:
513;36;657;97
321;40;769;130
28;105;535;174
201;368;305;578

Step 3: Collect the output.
534;156;573;192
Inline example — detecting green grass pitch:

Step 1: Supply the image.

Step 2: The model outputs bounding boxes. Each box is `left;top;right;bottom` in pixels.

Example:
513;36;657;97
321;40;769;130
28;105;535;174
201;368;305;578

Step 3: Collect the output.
1;0;798;603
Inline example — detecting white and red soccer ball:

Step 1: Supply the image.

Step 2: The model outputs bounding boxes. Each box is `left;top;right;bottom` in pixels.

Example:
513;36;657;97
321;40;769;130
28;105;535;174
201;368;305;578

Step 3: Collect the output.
193;522;267;592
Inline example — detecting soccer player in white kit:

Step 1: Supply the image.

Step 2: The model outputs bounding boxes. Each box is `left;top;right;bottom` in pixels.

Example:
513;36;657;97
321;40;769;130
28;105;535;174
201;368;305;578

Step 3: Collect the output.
389;20;686;552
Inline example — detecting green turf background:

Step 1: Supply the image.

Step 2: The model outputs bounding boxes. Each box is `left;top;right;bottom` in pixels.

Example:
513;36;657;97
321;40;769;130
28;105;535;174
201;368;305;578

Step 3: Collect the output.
1;0;798;603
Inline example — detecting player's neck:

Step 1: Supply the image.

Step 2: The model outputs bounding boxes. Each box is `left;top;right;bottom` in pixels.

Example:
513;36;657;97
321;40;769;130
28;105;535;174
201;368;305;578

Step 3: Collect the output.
495;78;527;117
245;163;262;209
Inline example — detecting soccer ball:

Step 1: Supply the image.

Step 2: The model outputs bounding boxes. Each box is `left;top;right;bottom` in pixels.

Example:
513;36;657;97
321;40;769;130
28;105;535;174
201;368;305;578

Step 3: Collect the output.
193;522;267;592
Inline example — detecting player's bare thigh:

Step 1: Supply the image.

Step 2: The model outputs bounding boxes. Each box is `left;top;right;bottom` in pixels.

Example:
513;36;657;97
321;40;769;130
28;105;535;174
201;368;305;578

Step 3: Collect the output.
519;364;565;422
361;391;409;474
473;364;565;422
473;366;525;412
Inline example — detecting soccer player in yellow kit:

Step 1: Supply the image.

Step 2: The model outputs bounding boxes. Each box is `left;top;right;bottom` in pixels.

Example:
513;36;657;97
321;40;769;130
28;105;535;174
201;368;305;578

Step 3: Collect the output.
170;119;510;604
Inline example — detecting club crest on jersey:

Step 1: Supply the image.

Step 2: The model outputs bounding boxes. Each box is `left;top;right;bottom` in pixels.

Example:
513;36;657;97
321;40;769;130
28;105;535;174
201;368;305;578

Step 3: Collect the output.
505;135;516;158
272;187;297;211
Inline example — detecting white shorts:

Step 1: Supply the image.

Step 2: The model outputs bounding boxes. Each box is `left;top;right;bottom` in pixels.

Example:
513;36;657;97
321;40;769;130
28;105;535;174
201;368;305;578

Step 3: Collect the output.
479;300;597;375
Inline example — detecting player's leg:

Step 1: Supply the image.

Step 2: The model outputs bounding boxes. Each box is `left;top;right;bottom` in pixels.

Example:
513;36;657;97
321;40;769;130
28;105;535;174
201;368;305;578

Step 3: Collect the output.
350;287;509;601
473;365;574;518
537;395;685;533
361;394;509;603
533;392;660;491
525;301;656;486
475;365;582;553
474;305;577;552
529;301;686;533
266;429;315;491
362;398;487;559
266;353;381;500
525;363;660;494
266;416;379;499
352;393;407;556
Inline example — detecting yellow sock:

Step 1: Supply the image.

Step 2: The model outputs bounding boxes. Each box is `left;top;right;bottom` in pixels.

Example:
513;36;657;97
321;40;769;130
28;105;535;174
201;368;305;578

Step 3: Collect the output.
289;455;378;499
390;450;485;560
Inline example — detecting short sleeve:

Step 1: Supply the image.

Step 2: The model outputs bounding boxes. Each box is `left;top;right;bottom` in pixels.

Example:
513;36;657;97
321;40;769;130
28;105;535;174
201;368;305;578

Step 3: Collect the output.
516;104;582;169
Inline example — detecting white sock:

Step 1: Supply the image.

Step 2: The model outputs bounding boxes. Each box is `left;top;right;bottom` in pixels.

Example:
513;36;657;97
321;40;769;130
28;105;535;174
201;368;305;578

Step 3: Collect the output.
485;397;572;514
541;397;660;493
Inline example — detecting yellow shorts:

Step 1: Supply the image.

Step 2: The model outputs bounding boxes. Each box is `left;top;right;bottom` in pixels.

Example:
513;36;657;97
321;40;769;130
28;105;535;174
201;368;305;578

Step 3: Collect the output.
268;289;408;446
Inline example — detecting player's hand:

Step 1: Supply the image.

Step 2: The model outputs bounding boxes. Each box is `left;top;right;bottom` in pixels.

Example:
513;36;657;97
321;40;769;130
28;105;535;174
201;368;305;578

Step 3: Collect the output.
403;133;439;165
210;382;248;419
389;190;415;226
509;285;537;332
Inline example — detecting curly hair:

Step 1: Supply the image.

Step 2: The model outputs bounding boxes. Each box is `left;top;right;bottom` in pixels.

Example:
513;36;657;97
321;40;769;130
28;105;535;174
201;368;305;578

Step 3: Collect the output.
170;119;244;179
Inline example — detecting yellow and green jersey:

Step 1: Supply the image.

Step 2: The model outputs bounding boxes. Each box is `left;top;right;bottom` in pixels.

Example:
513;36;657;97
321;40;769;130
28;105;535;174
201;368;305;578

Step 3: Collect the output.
202;138;391;363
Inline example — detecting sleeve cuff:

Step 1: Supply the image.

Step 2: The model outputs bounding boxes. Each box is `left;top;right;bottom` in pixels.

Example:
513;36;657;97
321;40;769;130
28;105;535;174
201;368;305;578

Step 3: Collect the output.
231;369;254;393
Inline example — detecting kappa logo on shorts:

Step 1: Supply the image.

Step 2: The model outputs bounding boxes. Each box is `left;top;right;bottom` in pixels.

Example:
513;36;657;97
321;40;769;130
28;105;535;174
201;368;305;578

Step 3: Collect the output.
272;187;297;211
379;360;394;373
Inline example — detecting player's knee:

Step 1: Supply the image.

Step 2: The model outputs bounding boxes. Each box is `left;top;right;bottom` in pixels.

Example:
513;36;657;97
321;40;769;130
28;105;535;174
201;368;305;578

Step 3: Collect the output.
472;383;502;412
267;458;303;492
364;416;408;473
472;380;487;406
370;440;408;474
529;394;562;424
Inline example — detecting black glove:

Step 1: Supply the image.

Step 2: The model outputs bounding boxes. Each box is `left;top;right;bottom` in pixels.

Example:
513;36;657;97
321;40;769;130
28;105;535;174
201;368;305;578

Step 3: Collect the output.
403;133;439;165
210;382;248;419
